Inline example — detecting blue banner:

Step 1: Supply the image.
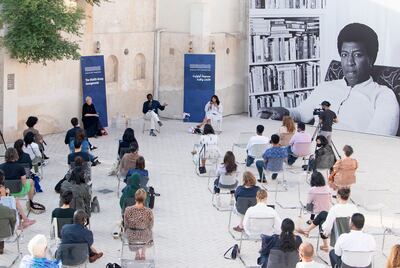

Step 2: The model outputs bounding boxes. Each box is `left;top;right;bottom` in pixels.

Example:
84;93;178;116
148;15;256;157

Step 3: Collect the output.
80;56;108;127
184;54;216;122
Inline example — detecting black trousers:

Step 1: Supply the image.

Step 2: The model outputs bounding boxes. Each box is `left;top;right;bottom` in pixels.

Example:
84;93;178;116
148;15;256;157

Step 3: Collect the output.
312;211;329;239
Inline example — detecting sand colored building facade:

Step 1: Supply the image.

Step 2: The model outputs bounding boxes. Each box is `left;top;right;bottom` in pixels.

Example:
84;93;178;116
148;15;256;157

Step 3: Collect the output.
0;0;247;141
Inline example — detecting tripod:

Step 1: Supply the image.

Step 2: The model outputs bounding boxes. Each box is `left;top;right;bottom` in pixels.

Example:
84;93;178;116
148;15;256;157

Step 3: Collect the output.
311;123;341;159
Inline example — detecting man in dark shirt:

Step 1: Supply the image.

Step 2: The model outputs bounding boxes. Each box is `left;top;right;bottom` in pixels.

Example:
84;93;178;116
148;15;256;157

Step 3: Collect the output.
319;101;338;144
67;140;91;165
142;93;168;136
60;210;103;263
52;191;75;219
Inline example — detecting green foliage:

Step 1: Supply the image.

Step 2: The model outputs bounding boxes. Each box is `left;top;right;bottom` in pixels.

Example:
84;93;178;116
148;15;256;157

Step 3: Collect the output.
0;0;85;64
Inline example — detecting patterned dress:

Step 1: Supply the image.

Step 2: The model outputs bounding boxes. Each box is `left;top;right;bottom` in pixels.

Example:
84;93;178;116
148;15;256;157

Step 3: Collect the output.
124;206;154;244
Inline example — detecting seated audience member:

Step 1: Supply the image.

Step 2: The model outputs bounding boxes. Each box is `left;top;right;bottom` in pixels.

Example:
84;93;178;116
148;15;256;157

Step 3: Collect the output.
120;144;141;179
198;124;220;173
23;116;49;160
68;140;100;166
329;145;358;189
52;190;75;220
0;170;35;228
256;134;288;182
126;157;149;183
233;171;260;232
330;213;376;268
307;135;336;172
120;173;142;211
214;151;238;194
296;242;324;268
305;171;332;225
14;139;33;170
60;166;91;219
124;189;154;260
287;122;312;166
60;210;103;263
20;234;61;267
69;128;91;154
0;200;16;254
245;125;269;167
0;148;39;214
279;116;296;146
387;244;400;268
297;188;358;252
258;218;302;268
65;117;81;144
243;190;281;236
23;132;43;165
118;128;139;158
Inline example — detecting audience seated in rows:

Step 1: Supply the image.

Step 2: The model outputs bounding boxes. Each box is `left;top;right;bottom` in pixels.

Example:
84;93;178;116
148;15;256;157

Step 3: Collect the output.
125;156;148;184
329;213;376;268
279;116;296;147
243;189;281;237
60;210;103;263
68;128;91;154
23;116;49;160
52;190;75;220
119;143;140;178
198;124;220;172
213;151;238;194
0;148;38;224
232;171;260;232
387;244;400;268
245;125;269;167
20;234;61;268
0;194;16;255
65;117;82;145
329;145;358;190
14;139;33;170
297;188;358;252
23;132;43;166
307;135;336;172
60;163;92;219
258;218;302;268
124;189;154;260
296;242;324;268
287;122;312;166
256;134;288;182
68;140;100;166
118;128;139;158
306;171;332;225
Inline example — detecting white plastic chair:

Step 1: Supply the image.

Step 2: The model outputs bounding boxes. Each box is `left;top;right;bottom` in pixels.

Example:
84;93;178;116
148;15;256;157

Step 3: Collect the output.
228;197;257;240
210;117;222;133
231;132;254;163
142;115;160;134
121;232;155;268
210;172;239;211
341;249;374;268
0;209;20;268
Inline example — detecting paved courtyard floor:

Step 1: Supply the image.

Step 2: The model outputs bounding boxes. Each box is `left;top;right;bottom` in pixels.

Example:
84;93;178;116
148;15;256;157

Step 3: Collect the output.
0;114;399;267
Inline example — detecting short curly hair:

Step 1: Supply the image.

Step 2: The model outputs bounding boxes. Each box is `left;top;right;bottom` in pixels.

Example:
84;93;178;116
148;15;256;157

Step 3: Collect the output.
337;23;379;64
26;116;38;128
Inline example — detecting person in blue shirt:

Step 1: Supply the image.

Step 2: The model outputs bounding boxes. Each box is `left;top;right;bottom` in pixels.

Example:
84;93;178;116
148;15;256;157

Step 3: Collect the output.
142;94;168;136
60;210;103;263
256;134;288;182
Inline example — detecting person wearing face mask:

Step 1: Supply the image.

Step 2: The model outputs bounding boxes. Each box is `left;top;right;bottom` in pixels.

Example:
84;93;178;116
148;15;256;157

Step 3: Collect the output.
262;23;399;136
307;135;336;172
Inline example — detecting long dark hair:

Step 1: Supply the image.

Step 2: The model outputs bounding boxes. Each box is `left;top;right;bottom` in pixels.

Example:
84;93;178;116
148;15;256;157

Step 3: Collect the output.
279;218;297;252
14;139;25;158
23;132;35;146
310;171;326;187
203;124;215;135
75;128;86;143
122;128;136;143
210;95;220;105
223;151;237;174
70;166;85;185
316;135;329;147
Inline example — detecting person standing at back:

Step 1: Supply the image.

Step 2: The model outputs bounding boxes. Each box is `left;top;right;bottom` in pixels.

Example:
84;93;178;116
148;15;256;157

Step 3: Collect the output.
245;125;269;167
318;101;338;144
142;94;167;137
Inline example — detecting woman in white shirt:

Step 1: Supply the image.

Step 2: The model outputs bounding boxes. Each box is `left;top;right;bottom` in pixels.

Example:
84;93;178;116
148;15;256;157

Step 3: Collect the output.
243;189;282;237
197;95;223;129
23;132;42;166
213;151;238;194
198;124;220;173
